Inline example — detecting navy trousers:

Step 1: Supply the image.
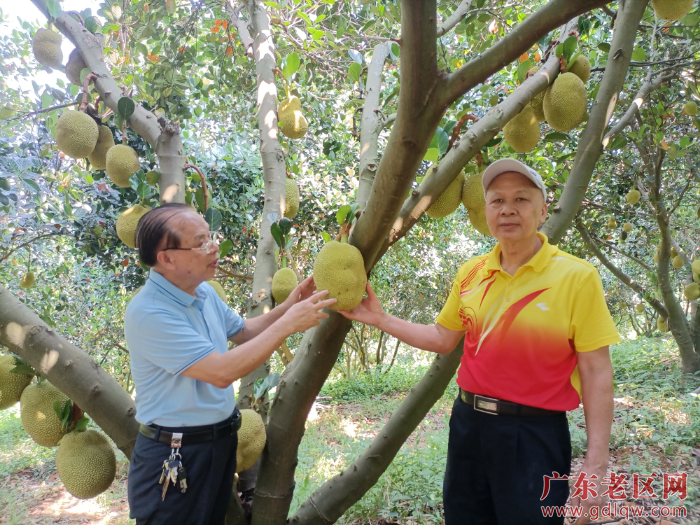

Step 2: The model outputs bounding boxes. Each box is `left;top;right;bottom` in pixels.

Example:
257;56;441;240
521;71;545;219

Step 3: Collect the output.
443;395;572;525
128;417;238;525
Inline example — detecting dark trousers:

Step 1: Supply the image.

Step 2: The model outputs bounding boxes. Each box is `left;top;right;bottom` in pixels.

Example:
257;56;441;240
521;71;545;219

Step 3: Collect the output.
444;395;572;525
128;417;238;525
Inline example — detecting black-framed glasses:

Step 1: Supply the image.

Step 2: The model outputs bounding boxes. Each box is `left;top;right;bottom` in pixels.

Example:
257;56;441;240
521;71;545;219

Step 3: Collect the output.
163;232;221;255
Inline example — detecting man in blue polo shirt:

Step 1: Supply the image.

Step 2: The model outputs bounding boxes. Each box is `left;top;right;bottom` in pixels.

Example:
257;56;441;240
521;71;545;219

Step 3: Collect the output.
125;203;335;525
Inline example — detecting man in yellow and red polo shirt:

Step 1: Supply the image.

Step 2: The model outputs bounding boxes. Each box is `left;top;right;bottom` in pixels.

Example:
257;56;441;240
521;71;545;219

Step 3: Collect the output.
341;158;620;524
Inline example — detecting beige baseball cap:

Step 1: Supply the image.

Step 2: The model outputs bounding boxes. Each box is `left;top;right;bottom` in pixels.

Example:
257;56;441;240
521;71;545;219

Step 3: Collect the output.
481;158;547;201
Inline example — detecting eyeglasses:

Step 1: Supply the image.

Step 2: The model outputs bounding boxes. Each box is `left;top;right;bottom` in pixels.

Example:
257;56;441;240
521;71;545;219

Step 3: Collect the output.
163;232;221;255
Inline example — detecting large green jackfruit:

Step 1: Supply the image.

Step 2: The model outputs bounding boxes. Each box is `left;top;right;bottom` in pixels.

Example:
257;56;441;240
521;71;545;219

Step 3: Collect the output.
685;101;698;116
278;95;308;139
20;271;35;289
568;55;591;83
20;381;70;447
65;49;88;86
236;409;265;473
272;268;298;304
626;189;641;205
87;126;115;170
56;429;116;499
0;355;33;410
468;207;491;236
530;91;546;122
651;0;694;20
116;204;151;249
32;29;63;68
684;283;700;301
313;241;367;311
106;145;140;187
503;105;540;153
207;280;227;302
543;73;587;132
424;167;465;218
56;111;99;160
284;179;300;219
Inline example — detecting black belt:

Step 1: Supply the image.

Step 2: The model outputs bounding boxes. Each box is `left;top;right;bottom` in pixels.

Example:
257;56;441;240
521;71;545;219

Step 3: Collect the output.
139;410;242;446
460;389;564;417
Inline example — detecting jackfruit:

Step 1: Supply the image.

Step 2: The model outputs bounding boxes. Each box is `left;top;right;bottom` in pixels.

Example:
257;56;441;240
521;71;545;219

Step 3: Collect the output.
87;126;115;170
236;409;265;473
271;268;298;304
692;260;700;274
620;230;628;241
672;255;684;268
284;179;300;219
657;317;668;332
65;49;88;86
278;95;308;139
651;0;694;21
32;29;63;68
56;429;116;499
503;105;540;153
635;303;645;313
623;223;633;233
207;280;226;302
654;252;659;264
626;189;641;205
543;73;587;132
116;204;151;249
461;169;486;210
685;101;698;116
56;111;99;160
568;55;591;83
671;246;678;258
0;355;33;410
607;218;617;229
106;145;140;187
20;271;35;289
468;206;491;236
694;273;700;284
313;241;367;311
684;283;700;300
530;91;546;122
20;380;70;447
424;167;465;218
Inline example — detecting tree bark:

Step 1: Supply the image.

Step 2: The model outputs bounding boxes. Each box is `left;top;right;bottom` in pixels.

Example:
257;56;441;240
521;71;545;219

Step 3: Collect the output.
0;286;138;458
30;0;186;203
291;343;464;524
436;0;476;38
541;0;648;243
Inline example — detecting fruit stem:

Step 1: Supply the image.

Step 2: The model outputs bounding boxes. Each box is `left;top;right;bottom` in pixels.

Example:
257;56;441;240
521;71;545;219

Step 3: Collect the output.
340;233;348;243
79;74;97;112
185;164;208;211
281;255;287;268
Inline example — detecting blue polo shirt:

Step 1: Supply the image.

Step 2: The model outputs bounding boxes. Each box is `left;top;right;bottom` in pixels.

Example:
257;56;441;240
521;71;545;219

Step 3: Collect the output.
124;270;244;427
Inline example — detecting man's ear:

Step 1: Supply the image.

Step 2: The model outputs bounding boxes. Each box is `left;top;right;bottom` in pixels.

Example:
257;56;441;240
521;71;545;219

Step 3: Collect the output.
156;250;175;269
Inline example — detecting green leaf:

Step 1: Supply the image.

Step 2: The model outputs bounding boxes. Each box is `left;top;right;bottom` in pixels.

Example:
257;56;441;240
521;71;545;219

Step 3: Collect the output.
283;52;300;79
218;239;233;258
609;136;627;150
22;178;41;192
336;204;351;225
53;400;63;420
321;232;331;242
348;62;362;83
680;13;700;26
279;217;292;235
567;52;582;69
136;181;150;199
562;36;578;61
146;170;160;186
631;48;646;62
555;43;564;58
74;417;89;432
84;16;100;33
270;222;284;249
41;93;53;109
46;0;62;19
194;106;203;117
348;49;363;64
117;97;135;121
204;208;222;231
544;132;568;143
195;186;205;211
9;364;35;376
517;59;531;84
390;42;400;59
430;127;450;157
597;42;611;53
285;236;296;250
423;148;439;163
79;68;91;85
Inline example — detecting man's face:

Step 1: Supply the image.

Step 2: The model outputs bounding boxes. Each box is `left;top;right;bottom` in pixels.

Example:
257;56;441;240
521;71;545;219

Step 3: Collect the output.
159;211;219;281
484;171;547;242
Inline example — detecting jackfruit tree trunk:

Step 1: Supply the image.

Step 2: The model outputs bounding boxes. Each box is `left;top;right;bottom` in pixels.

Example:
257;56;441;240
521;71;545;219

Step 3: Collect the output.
30;0;186;203
541;0;647;243
0;286;139;458
291;343;464;524
356;42;390;210
576;220;668;319
647;149;700;375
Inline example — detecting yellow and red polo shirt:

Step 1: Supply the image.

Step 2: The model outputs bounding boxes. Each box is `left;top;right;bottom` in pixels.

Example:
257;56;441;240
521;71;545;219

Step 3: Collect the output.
436;232;620;412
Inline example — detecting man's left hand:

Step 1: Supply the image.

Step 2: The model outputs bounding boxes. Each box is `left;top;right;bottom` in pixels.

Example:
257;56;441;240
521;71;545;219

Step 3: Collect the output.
569;463;608;525
282;276;317;309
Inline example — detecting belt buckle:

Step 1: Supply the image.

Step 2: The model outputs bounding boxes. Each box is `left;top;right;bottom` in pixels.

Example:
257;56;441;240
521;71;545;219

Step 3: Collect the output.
473;394;499;415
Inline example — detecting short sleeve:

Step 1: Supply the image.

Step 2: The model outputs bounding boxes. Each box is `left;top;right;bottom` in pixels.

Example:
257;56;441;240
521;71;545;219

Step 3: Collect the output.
126;308;216;376
569;270;621;352
222;303;244;338
436;272;466;332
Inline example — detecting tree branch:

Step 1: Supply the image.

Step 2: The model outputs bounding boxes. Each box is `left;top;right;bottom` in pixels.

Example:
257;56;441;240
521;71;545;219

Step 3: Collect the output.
441;0;609;108
226;0;254;59
436;0;476;38
541;0;648;243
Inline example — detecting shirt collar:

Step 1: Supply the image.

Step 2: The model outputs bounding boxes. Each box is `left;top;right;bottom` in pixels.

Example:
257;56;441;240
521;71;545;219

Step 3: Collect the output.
485;232;557;274
148;269;197;306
